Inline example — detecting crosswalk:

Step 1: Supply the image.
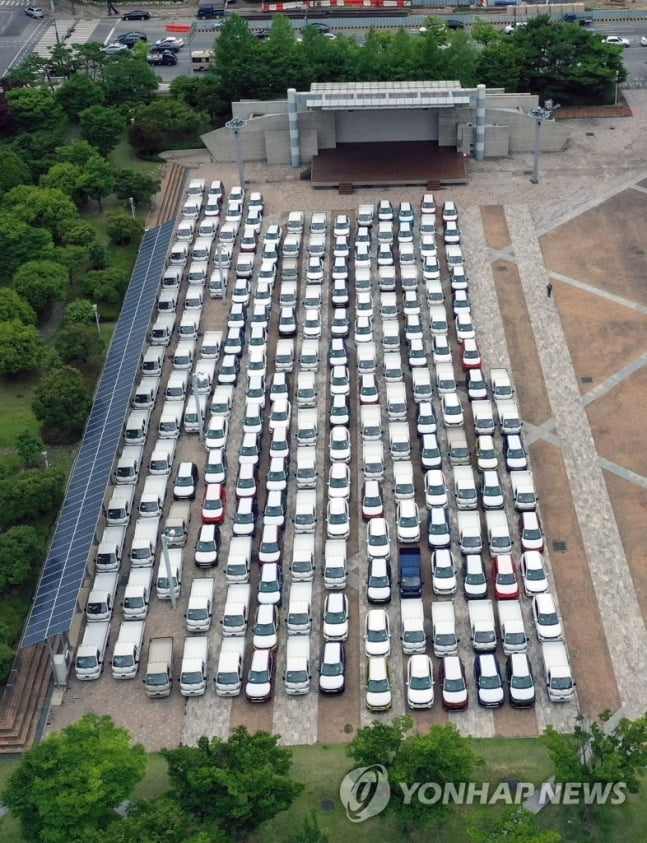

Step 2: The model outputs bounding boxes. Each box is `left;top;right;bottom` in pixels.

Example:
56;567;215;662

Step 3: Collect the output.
0;1;30;7
33;19;99;57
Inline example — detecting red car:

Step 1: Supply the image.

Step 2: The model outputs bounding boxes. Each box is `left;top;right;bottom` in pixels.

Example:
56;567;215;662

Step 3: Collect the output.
201;483;226;524
492;554;520;600
461;338;481;370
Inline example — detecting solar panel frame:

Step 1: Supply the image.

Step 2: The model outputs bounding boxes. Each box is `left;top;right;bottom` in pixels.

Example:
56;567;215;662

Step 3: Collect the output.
21;221;175;648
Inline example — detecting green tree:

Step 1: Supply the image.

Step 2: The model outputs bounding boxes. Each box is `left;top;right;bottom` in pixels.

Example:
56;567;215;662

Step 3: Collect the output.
114;168;160;207
13;260;68;314
80;267;129;306
55;324;104;363
0;213;55;281
128;119;165;157
389;724;480;827
55;138;102;168
0;288;36;326
0;147;31;192
0;524;44;588
40;161;85;202
0;466;66;529
71;42;107;81
6;54;50;88
102;53;158;106
170;74;226;125
163;727;304;838
4;184;79;244
105;210;143;245
57;73;105;120
476;37;525;92
0;320;42;376
2;713;146;842
467;804;562;843
32;365;92;441
6;86;64;133
347;716;413;768
212;15;261;105
54;244;90;281
543;712;647;821
59;218;96;247
79;105;126;156
78;155;115;209
91;796;226;843
64;299;96;325
15;430;46;468
47;42;77;81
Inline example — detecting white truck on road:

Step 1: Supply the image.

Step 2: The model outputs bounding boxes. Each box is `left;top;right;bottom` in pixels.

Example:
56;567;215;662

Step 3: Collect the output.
401;599;426;655
485;510;512;555
284;637;311;695
122;568;153;620
431;601;458;657
74;621;110;680
143;637;174;698
497;600;529;655
214;638;245;696
185;578;215;632
457;510;482;555
130;517;160;567
468;599;497;652
86;572;119;622
111;621;145;679
511;471;537;511
179;636;209;696
542;641;576;702
220;584;251;636
95;525;127;572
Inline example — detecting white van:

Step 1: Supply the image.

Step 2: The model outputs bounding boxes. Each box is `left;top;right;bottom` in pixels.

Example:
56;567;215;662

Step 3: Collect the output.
378;266;396;292
299;339;319;371
323;539;347;589
183;394;207;433
179;313;199;341
192;236;213;263
211;384;234;417
162;267;182;289
435;362;457;394
297;371;316;408
168;241;188;266
165;371;188;402
158;402;182;439
411;368;433;403
383;352;404;383
386;382;407;421
429;307;449;335
357;342;377;375
157;289;177;313
445;244;464;268
360;405;381;441
124;409;149;445
362;441;384;480
275;339;294;373
393;460;415;501
296;447;317;489
150;313;175;346
201;330;222;360
141;346;164;378
382;321;400;352
187;262;207;286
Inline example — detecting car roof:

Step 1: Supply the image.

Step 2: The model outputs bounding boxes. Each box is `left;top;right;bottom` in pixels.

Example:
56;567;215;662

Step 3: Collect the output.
367;608;386;626
257;602;274;619
443;656;461;676
251;648;270;667
368;656;388;677
327;592;345;609
478;653;497;670
323;641;342;659
510;652;530;671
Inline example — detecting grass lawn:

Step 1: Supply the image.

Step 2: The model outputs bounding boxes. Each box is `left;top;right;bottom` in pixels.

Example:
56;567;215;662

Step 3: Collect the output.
109;137;164;178
0;377;40;449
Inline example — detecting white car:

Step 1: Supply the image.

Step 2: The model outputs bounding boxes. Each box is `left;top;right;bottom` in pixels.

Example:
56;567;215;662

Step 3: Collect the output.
252;603;278;650
319;641;345;694
422;256;441;281
354;315;373;344
330;365;350;397
431;548;457;595
420;433;442;469
366;656;392;711
406;655;434;709
366;517;390;559
303;309;322;339
504;434;528;471
245;375;266;410
467;369;489;401
425;469;447;508
367;557;391;603
397;500;421;543
269;426;289;460
258;561;283;606
331;257;349;282
242;403;263;436
441;392;464;428
331;278;349;307
330;309;350;338
334;214;350;237
521;551;548;596
278;307;297;337
205;449;227;485
329;337;348;367
264;489;286;528
268;399;291;432
359;373;379;405
238;431;260;467
416;402;437;435
443;220;460;244
269;372;289;402
258;524;281;565
329;426;351;463
333;236;349;258
427;505;451;549
195;523;219;567
421;192;436;215
455;311;475;343
329;393;350;427
481;470;504;510
364;609;391;657
520;511;545;551
362;480;383;519
474;654;505;708
476;435;498;471
403;290;420;316
605;35;630;47
266;457;288;492
328;463;351;499
432;333;452;365
462;554;488;600
205;416;229;451
419;235;437;261
377;199;393;221
327;498;350;539
404;314;423;343
235;463;256;498
532;593;562;641
377;244;394;266
323;593;349;641
408;338;427;368
304;285;322;311
356;291;373;314
233;496;257;537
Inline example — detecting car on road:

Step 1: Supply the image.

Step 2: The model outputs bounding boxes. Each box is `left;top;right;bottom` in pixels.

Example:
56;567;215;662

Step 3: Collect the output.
25;5;45;17
154;36;184;51
122;9;151;19
605;35;630;47
147;50;177;66
101;42;130;54
116;31;148;45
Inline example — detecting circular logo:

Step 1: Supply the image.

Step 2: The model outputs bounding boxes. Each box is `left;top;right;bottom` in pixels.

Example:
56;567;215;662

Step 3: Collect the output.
339;764;391;823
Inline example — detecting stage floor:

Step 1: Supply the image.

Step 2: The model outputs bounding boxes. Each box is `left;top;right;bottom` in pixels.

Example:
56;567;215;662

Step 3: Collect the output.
310;141;468;189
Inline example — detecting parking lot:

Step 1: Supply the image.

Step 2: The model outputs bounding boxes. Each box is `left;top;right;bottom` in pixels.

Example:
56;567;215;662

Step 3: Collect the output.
46;91;647;750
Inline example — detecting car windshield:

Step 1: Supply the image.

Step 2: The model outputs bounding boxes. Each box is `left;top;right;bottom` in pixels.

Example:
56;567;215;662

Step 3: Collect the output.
497;572;516;585
538;611;558;625
435;564;454;578
444;677;465;692
255;622;275;635
330;512;347;524
260;541;278;554
322;660;342;676
466;571;485;584
266;505;283;517
249;669;269;683
526;567;545;580
400;516;418;528
484;485;500;496
326;610;346;624
430;522;448;535
367;628;388;642
479;673;501;690
511;673;533;690
196;540;216;552
369;533;387;547
259;579;278;593
364;496;381;508
368;678;389;693
524;527;542;539
410;674;432;691
369;574;389;588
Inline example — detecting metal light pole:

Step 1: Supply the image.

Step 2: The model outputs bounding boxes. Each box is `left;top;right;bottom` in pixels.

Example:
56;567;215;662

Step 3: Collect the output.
92;304;101;334
528;100;560;185
225;116;248;189
160;534;177;609
42;450;49;469
128;196;135;219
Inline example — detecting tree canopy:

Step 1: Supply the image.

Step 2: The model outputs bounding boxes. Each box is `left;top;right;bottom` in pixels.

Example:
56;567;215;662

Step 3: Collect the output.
12;260;68;314
2;713;146;842
0;320;43;376
32;365;93;441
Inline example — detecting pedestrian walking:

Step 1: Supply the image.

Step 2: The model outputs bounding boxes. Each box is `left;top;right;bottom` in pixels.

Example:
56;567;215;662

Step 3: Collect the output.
546;283;553;298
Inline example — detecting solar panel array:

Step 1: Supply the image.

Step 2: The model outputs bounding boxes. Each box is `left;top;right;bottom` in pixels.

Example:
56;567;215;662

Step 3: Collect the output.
21;221;175;649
